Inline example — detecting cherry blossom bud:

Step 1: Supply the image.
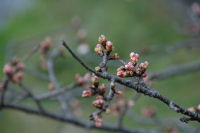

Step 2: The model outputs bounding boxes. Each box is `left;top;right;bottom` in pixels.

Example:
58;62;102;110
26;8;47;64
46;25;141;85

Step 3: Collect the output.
111;53;119;60
12;72;23;84
125;62;134;71
91;75;99;87
196;104;200;113
75;74;83;85
94;44;103;56
93;99;104;108
106;41;114;52
110;82;115;89
95;66;102;72
3;64;14;75
142;73;147;78
129;52;139;60
48;83;54;91
17;63;25;71
129;52;139;64
98;35;107;46
94;115;103;127
98;84;106;95
143;61;149;69
117;66;125;72
82;90;92;97
40;37;51;53
117;71;125;77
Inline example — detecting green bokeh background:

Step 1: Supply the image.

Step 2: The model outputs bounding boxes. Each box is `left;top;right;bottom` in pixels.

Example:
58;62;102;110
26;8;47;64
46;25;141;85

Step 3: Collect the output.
0;0;200;133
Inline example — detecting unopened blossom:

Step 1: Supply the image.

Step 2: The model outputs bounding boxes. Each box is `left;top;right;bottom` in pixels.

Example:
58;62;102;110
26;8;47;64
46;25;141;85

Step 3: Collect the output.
106;41;114;52
3;64;14;75
98;35;107;46
82;90;92;97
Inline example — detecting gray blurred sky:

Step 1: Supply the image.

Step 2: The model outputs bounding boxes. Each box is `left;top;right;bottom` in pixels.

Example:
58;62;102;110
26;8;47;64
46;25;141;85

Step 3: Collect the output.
0;0;35;30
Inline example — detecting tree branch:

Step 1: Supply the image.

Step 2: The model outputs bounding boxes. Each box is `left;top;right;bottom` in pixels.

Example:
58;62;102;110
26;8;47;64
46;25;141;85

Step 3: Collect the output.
62;41;200;123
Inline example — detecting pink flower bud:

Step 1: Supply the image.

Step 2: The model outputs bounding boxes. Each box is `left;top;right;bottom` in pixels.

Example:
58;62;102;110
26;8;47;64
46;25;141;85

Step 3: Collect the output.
129;52;139;64
95;119;102;127
142;73;147;78
111;53;119;60
91;75;99;86
143;61;149;69
125;62;134;71
117;71;124;77
98;84;106;95
17;63;25;70
75;74;83;85
106;41;114;52
98;35;107;46
94;115;103;127
40;37;51;53
94;44;103;56
196;104;200;113
117;66;125;72
82;90;92;97
93;99;104;108
3;64;14;75
129;52;139;60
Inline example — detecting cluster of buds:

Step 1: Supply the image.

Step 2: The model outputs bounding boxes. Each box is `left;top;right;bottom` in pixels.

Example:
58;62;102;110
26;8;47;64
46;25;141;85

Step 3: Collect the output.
81;74;114;126
117;52;149;78
81;75;107;100
141;107;156;117
3;57;25;84
187;104;200;114
94;35;119;60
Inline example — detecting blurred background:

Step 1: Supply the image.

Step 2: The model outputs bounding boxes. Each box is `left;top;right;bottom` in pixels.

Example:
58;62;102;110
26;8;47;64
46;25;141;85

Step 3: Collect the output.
0;0;200;133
